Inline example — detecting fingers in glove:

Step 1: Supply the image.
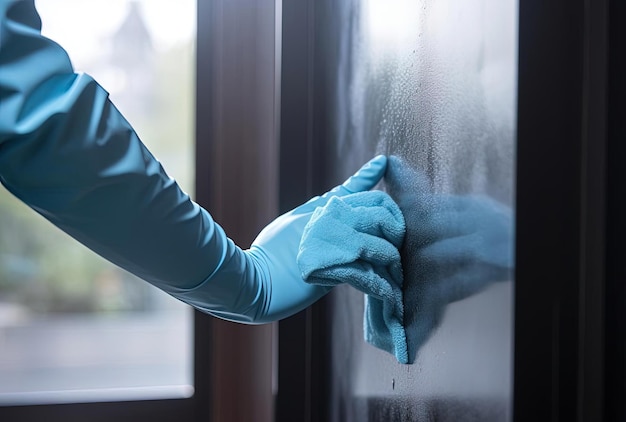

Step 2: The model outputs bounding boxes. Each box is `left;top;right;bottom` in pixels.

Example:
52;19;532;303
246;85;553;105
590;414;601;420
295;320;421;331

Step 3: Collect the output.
292;156;389;214
341;155;388;193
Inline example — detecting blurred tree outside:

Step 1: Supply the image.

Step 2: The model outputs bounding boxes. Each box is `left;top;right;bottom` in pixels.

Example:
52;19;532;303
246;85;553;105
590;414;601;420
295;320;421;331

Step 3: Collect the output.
0;4;195;316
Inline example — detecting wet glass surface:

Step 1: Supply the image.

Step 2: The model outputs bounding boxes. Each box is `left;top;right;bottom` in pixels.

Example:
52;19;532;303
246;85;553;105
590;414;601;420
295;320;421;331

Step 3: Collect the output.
313;0;517;420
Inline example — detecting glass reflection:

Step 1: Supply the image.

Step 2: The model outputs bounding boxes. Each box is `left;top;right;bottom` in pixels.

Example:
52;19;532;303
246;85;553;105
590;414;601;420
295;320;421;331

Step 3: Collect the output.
311;0;517;419
386;156;513;363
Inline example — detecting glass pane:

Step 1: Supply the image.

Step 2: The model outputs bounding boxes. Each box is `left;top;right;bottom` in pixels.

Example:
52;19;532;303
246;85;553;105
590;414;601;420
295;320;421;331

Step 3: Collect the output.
0;0;196;404
312;0;517;420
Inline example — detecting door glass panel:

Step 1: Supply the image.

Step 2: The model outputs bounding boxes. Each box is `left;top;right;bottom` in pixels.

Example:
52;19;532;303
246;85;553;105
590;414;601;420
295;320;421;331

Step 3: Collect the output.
0;0;196;404
313;0;517;420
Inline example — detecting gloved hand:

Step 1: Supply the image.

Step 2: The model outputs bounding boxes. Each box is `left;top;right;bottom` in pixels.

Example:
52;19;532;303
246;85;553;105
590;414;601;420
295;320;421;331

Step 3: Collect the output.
243;155;394;323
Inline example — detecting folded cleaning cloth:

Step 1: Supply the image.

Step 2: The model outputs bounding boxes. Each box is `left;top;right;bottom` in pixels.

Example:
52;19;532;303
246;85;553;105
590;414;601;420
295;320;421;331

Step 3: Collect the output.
297;190;409;364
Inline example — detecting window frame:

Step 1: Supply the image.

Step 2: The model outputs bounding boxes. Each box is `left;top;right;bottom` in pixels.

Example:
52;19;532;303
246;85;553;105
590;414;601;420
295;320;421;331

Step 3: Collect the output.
514;0;609;420
274;0;617;421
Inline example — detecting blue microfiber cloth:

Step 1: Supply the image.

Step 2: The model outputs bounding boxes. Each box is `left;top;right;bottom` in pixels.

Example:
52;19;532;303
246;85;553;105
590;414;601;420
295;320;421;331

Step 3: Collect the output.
297;190;409;364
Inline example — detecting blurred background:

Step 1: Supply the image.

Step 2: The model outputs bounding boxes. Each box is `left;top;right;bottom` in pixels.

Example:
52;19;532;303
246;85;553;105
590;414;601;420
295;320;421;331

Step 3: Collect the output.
0;0;196;404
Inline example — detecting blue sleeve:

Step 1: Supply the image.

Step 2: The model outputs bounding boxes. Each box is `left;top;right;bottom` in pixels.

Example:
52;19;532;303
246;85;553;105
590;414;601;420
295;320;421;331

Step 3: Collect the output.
0;0;268;322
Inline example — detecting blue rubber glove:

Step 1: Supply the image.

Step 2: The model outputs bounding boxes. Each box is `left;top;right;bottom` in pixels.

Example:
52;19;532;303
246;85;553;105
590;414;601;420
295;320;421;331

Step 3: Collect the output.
0;0;391;323
242;155;392;322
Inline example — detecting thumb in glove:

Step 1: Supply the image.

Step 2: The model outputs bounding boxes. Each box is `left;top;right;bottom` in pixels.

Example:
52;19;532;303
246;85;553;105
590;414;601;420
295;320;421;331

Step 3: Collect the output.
245;155;393;323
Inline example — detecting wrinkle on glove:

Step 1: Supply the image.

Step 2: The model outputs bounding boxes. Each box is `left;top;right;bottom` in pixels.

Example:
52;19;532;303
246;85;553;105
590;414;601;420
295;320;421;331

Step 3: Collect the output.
0;0;220;294
297;190;409;364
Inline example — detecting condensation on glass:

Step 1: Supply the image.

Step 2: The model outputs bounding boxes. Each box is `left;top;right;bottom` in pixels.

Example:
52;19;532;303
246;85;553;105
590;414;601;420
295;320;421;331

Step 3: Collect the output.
0;0;196;404
315;0;517;420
